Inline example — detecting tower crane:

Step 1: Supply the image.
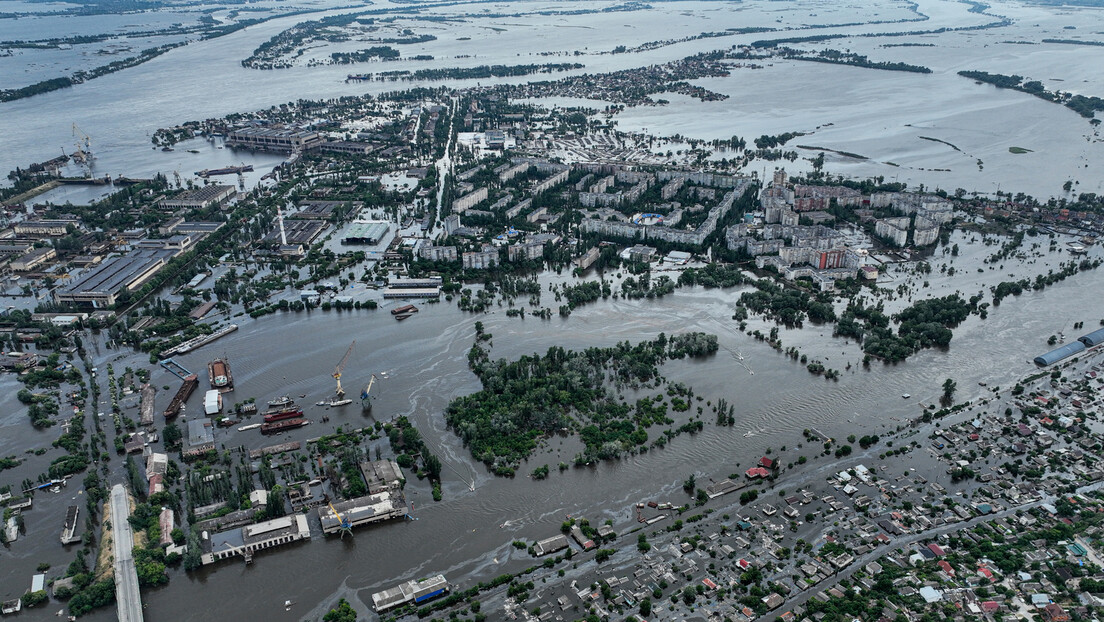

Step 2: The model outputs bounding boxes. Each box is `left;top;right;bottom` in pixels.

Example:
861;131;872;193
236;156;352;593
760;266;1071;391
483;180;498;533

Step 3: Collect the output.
332;340;355;396
328;501;353;538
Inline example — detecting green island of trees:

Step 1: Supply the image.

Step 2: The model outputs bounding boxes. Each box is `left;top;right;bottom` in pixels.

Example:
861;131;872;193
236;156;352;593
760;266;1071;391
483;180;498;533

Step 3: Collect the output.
446;331;718;475
959;69;1104;122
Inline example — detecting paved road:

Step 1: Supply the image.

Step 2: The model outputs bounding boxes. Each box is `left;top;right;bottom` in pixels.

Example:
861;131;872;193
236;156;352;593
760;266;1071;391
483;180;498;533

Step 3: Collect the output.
110;484;144;622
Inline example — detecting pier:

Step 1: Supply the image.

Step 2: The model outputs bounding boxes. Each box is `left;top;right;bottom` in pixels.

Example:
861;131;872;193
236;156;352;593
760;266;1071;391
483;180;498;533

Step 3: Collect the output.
159;358;192;379
110;484;144;622
160;324;238;357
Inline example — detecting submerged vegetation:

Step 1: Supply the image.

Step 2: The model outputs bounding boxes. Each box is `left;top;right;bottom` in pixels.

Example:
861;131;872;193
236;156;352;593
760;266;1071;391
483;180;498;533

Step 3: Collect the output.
447;330;718;475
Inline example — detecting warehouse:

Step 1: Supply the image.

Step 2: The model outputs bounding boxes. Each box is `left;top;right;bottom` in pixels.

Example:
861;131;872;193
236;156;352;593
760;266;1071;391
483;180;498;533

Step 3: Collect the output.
341;221;390;245
1034;341;1087;366
1079;327;1104;348
55;248;176;307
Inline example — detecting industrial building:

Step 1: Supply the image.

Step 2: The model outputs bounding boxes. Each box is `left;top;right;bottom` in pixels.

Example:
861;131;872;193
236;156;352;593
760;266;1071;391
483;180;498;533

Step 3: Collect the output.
341;221;390;245
226;126;322;153
13;219;78;237
389;277;443;289
158;185;236;210
200;514;311;565
1034;341;1087;366
204;390;222;415
317;491;406;534
382;287;440;299
533;534;569;556
371;575;449;612
1080;328;1104;348
55;247;178;307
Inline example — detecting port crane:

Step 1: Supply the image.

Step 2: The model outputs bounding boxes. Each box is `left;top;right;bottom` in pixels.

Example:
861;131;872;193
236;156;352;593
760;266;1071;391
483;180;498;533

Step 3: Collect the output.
332;340;355;396
360;374;377;411
71;123;94;176
328;501;353;538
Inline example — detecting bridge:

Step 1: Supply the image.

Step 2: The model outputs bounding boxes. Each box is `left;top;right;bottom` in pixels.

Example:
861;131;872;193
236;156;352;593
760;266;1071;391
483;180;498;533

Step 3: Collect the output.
110;484;144;622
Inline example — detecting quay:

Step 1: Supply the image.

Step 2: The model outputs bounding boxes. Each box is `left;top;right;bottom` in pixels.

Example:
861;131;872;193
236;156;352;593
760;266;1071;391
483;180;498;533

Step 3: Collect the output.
160;323;238;357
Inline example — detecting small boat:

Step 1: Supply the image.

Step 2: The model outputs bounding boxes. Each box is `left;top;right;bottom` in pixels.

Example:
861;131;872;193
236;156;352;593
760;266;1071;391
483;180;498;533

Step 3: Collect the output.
978;381;987;387
187;149;200;154
902;394;911;399
268;396;293;407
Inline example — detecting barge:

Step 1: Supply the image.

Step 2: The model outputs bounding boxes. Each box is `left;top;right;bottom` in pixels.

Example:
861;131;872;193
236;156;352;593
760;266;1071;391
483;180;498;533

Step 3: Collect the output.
208;358;234;392
261;418;309;434
164;374;199;420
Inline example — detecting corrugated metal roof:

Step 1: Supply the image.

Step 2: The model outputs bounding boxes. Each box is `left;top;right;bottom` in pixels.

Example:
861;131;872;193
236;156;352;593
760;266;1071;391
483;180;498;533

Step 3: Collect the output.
1034;341;1087;366
1078;327;1104;347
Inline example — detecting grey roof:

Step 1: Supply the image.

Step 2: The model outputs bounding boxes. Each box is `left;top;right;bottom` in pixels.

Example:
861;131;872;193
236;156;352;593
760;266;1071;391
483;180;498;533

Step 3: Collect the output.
1078;327;1104;347
1034;341;1087;366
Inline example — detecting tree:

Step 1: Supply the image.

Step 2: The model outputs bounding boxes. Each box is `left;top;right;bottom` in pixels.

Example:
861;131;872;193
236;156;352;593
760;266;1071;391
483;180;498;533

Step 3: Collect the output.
941;378;957;405
323;598;357;622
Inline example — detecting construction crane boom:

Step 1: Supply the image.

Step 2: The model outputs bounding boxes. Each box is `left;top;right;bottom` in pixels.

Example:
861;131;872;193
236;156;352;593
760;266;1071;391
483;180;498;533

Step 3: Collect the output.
328;501;353;538
333;340;355;396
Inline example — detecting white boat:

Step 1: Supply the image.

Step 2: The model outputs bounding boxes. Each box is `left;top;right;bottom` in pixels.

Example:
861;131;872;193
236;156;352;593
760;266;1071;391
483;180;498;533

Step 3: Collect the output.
901;393;911;399
318;398;352;407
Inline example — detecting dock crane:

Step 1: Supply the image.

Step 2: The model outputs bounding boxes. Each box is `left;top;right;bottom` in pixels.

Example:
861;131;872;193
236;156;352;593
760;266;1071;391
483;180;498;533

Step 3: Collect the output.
71;123;94;176
360;374;377;412
332;340;355;396
328;501;353;538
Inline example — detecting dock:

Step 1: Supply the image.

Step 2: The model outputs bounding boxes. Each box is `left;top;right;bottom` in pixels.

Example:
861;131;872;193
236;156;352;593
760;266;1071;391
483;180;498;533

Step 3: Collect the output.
164;374;198;420
248;441;301;459
61;505;80;544
161;324;238;358
139;384;157;427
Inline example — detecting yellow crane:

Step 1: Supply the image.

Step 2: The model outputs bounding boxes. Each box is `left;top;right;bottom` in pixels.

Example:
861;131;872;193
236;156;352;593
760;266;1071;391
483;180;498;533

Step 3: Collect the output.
327;501;353;538
332;340;355;396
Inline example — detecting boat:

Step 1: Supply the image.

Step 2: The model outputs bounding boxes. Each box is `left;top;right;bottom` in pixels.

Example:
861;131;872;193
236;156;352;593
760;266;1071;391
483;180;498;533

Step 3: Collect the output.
317;398;352;407
237;423;261;432
260;418;309;434
394;312;414;321
268;396;293;408
208;358;233;391
187;149;200;154
361;374;377;411
216;418;240;428
902;393;911;399
978;381;987;387
263;406;305;423
391;304;418;316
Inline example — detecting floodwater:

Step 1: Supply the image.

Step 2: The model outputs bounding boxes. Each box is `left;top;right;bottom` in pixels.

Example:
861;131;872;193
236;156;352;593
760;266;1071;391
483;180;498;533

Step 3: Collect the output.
2;0;1103;200
1;232;1102;619
3;0;1104;618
